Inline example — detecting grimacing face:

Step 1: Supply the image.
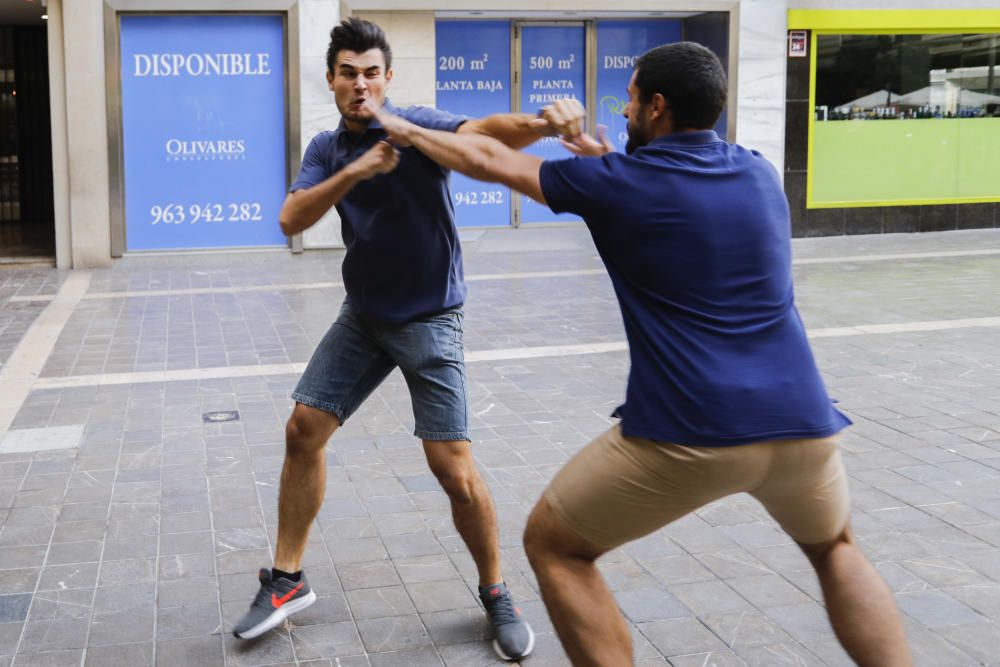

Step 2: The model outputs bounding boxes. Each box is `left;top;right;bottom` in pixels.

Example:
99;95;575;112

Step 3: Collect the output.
327;48;392;130
623;70;651;155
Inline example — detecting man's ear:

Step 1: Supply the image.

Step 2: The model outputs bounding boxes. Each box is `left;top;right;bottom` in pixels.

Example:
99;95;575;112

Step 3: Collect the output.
385;67;394;86
326;70;334;90
649;93;668;121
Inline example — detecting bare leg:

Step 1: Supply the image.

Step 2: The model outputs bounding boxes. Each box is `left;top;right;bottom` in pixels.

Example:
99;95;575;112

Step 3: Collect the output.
524;498;631;667
799;526;912;667
273;404;340;572
423;440;502;587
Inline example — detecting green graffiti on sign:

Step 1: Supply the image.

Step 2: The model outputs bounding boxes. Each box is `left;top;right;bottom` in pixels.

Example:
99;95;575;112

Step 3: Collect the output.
601;95;626;116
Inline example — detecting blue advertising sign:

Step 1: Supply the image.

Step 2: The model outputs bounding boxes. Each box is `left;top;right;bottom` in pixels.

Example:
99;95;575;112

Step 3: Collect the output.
435;21;511;228
596;21;682;153
119;15;287;250
519;25;586;224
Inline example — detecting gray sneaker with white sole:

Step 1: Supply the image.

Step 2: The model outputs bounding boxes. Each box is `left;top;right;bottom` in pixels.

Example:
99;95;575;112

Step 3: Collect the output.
233;568;316;640
480;582;535;661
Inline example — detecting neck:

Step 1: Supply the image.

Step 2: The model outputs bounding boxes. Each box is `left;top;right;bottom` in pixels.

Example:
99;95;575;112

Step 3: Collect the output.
344;118;370;134
651;126;709;140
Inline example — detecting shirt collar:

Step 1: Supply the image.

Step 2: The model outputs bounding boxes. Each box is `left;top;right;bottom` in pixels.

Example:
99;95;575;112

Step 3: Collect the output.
649;130;721;147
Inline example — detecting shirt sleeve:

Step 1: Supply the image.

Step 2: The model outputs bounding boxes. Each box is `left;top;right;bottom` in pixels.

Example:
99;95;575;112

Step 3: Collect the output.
400;105;470;133
289;133;333;192
539;156;615;218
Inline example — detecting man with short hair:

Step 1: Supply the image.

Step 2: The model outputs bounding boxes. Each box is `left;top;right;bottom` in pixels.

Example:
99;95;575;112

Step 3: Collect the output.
373;42;912;667
233;17;583;661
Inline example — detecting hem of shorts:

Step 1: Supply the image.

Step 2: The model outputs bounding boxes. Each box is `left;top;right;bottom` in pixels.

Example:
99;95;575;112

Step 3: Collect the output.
414;428;470;442
543;487;620;551
619;418;852;447
291;392;347;424
788;515;851;546
784;496;852;544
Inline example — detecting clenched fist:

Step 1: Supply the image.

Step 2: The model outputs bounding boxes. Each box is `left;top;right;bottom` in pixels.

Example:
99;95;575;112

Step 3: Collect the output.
531;98;586;141
352;140;400;180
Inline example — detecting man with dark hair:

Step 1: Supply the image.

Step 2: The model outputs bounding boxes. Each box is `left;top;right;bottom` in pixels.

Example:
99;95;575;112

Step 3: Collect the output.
232;18;584;660
372;42;912;667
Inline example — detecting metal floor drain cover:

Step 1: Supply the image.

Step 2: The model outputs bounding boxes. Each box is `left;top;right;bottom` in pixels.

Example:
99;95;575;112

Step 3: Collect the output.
202;410;240;423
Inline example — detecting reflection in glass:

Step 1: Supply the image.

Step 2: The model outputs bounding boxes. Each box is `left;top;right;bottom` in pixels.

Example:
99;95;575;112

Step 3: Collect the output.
816;34;1000;121
810;32;1000;205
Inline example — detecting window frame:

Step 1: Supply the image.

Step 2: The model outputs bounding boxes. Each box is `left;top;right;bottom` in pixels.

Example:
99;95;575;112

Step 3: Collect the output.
789;10;1000;209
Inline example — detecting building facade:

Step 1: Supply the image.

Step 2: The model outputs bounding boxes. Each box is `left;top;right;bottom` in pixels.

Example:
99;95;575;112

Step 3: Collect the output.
6;0;999;267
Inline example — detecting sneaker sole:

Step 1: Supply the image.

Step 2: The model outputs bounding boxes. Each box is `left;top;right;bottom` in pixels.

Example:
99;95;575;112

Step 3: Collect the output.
233;590;317;640
492;623;535;661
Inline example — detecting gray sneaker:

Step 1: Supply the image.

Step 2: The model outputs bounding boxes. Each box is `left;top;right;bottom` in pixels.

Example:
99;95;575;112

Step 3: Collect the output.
480;582;535;661
233;568;316;639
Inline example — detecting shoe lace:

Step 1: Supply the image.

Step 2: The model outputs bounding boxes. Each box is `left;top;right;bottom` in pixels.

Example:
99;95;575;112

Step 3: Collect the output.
484;594;518;626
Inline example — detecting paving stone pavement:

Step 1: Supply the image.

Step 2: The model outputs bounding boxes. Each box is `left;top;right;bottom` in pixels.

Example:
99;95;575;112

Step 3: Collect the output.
0;227;999;665
0;271;67;369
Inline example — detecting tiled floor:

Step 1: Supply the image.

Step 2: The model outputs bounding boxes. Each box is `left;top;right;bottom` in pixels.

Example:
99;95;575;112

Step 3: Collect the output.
0;270;67;369
1;227;1000;665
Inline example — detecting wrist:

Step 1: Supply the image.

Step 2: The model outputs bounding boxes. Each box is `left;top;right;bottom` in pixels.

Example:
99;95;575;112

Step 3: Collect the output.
344;162;370;181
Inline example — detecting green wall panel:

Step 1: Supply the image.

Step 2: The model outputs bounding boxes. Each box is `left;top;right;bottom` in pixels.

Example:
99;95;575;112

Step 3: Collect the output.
811;118;1000;205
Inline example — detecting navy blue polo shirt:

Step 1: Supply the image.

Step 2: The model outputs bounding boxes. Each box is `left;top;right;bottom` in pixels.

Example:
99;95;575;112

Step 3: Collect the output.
539;131;851;446
290;102;468;323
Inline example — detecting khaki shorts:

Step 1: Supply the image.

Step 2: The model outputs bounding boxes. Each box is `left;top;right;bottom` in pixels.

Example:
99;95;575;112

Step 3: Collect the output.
545;424;850;550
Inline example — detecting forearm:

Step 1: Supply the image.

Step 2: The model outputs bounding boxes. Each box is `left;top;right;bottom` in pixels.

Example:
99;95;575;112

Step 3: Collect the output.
462;113;543;149
279;165;364;236
410;127;509;183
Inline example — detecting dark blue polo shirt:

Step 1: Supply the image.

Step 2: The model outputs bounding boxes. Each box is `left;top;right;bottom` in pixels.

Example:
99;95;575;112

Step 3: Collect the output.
290;102;468;323
539;131;851;446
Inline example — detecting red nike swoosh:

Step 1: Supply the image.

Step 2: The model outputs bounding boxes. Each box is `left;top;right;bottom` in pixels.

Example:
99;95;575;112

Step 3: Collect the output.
272;583;304;608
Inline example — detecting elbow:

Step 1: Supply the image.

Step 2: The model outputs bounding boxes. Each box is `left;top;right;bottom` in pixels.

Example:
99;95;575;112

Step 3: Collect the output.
278;213;298;237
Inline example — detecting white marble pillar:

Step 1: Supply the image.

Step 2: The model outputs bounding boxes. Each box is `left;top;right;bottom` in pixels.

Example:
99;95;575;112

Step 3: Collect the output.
300;0;345;249
47;0;72;269
734;0;788;175
64;0;112;268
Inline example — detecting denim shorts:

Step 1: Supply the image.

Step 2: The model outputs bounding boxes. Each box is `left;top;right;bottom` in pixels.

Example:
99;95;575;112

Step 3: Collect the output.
292;299;470;441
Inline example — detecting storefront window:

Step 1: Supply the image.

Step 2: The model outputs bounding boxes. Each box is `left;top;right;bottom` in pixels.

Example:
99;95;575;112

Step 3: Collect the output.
811;33;1000;206
435;20;512;228
435;15;728;227
118;15;289;251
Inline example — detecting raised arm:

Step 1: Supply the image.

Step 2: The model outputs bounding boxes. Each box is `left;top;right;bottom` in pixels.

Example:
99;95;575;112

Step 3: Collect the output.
278;141;398;236
375;104;547;205
458;99;585;149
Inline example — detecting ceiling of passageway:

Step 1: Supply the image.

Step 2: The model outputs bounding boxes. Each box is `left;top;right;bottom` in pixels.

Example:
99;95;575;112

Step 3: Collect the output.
0;0;47;26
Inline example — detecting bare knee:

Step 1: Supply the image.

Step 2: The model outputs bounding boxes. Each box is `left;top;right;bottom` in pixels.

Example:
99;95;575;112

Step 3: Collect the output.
798;525;854;567
523;507;554;566
285;405;338;457
524;498;603;567
432;464;476;504
424;441;478;504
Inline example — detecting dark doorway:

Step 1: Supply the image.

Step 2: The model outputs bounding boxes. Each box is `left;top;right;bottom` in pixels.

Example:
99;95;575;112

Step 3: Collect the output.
0;25;54;258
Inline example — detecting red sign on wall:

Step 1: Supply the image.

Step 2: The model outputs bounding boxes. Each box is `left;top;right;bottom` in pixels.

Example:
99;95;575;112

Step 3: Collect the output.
788;30;808;57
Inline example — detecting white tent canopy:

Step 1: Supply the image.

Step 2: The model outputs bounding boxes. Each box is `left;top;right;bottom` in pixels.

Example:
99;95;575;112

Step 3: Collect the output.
895;85;1000;107
834;89;900;111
